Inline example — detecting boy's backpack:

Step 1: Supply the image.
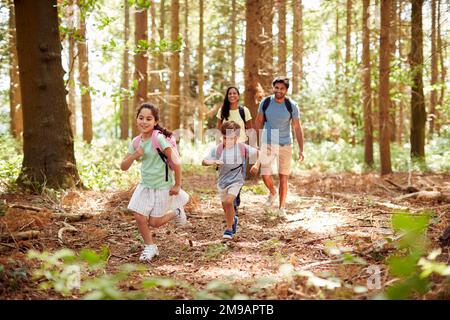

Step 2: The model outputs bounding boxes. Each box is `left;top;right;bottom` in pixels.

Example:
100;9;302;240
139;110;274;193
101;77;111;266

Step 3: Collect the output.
215;142;248;177
261;96;293;122
132;130;179;181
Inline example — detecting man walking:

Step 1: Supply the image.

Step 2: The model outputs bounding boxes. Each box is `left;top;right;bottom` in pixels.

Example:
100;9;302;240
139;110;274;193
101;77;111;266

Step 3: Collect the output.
251;77;304;216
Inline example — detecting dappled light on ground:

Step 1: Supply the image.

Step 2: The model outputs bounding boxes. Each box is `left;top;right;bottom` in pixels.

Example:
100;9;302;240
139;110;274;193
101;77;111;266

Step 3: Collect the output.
0;169;449;299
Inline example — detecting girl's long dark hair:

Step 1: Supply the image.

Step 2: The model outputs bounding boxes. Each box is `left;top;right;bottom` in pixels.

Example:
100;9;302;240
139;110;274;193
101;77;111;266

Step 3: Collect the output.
220;86;240;121
136;103;172;138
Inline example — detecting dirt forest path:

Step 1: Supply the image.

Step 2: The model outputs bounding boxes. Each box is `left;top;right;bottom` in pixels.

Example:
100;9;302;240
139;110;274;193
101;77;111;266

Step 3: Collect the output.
1;170;449;299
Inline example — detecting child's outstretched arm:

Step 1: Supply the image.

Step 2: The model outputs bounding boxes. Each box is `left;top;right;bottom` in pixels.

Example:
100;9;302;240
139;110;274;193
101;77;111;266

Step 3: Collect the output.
120;147;144;171
163;147;182;195
202;158;223;166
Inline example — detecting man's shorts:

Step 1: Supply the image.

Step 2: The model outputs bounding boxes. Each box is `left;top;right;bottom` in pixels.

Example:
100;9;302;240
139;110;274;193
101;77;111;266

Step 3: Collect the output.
128;184;189;217
218;182;244;202
259;144;292;176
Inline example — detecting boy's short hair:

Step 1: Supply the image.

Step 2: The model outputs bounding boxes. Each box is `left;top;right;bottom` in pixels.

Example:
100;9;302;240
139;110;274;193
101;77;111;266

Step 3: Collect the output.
272;76;290;89
221;121;241;136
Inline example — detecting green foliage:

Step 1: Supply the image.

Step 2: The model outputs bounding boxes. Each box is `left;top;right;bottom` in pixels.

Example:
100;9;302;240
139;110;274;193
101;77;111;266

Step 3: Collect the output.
0;135;22;189
382;211;450;300
195;279;249;300
74;138;139;191
242;182;266;195
292;136;450;174
27;248;80;295
27;247;148;299
135;35;184;55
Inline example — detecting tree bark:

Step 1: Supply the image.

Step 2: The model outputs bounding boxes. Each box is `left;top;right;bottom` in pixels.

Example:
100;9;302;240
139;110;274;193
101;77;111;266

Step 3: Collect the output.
379;0;392;175
148;0;159;104
436;0;445;135
389;0;397;142
77;0;93;144
133;5;148;136
231;0;237;85
158;0;168;125
335;2;340;106
260;0;274;93
66;0;76;136
362;0;373;167
429;0;438;137
396;0;405;145
410;0;426;160
182;0;190;129
345;0;355;144
197;0;204;140
277;0;287;76
14;0;81;189
170;0;180;130
9;0;22;139
292;0;303;95
244;0;263;119
120;0;130;140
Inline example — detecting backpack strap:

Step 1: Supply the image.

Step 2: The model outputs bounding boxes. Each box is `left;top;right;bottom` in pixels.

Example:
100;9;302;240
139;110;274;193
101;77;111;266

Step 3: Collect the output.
131;135;142;150
285;97;293;120
262;96;293;122
237;142;248;160
262;96;271;123
151;130;170;181
215;143;224;171
238;106;247;127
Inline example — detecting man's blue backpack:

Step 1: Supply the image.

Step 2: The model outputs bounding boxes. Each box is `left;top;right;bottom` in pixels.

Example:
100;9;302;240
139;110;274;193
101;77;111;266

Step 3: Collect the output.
261;96;293;122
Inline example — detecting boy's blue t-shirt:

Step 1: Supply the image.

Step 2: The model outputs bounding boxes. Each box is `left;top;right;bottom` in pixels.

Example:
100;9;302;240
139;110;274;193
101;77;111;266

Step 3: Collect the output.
204;143;257;189
257;95;300;145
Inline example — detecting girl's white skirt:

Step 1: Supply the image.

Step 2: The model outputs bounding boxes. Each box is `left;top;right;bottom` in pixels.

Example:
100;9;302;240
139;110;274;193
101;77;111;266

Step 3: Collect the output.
128;184;189;217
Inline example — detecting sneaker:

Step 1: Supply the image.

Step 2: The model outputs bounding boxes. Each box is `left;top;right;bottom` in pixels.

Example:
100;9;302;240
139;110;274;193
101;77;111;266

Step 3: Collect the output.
264;192;277;207
277;208;287;217
174;207;187;227
223;229;234;240
139;244;159;262
232;215;238;235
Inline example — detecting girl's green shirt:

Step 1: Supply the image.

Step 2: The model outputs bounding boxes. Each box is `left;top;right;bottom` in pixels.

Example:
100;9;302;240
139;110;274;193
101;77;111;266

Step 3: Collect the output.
128;134;174;189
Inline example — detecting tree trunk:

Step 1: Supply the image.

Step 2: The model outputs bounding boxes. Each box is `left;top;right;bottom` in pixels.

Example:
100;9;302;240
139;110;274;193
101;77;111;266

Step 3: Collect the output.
345;0;355;144
260;0;274;93
133;5;148;136
9;0;22;139
362;0;373;167
66;0;76;136
335;2;340;105
14;0;81;189
197;0;204;141
231;0;237;85
396;0;405;145
292;0;303;95
429;0;438;137
170;0;180;130
182;0;190;129
389;0;397;142
148;0;159;104
410;0;426;160
379;0;392;175
120;0;130;140
77;0;93;144
158;0;168;125
244;0;263;119
436;0;445;135
277;0;287;76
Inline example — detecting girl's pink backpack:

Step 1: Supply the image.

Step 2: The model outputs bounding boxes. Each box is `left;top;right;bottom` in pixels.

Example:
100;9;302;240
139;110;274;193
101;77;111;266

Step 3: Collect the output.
131;130;179;181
